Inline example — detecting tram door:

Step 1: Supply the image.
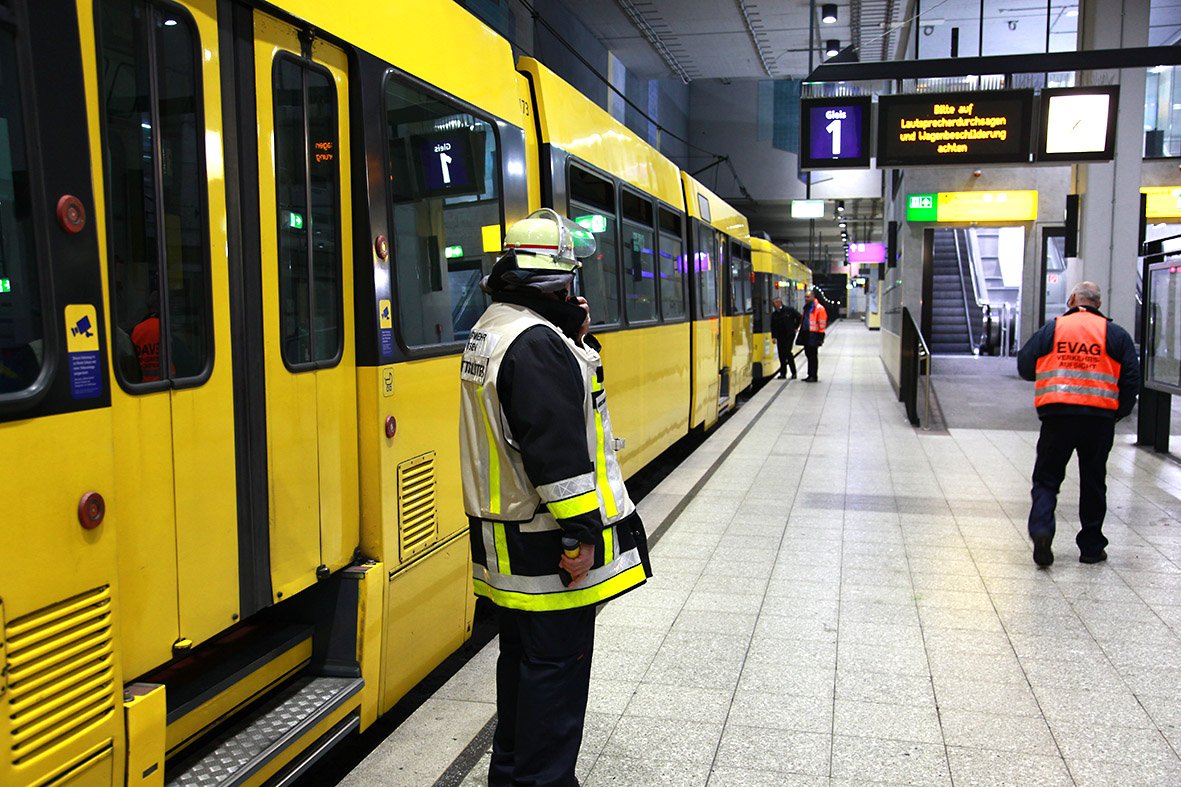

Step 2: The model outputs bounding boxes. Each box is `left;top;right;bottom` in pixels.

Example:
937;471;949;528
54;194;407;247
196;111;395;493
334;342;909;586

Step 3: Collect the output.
252;11;358;603
691;219;722;429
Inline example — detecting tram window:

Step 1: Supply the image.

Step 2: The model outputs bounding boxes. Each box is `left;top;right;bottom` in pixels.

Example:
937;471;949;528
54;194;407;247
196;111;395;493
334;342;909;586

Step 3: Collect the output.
620;191;655;324
569;166;619;326
0;27;45;398
99;0;211;387
383;78;501;347
273;58;341;368
737;246;752;314
657;209;685;321
695;223;718;319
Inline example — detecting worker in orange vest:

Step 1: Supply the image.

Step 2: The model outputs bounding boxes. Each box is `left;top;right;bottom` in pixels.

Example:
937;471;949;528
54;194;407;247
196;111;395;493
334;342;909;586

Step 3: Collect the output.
1017;281;1139;567
797;288;828;382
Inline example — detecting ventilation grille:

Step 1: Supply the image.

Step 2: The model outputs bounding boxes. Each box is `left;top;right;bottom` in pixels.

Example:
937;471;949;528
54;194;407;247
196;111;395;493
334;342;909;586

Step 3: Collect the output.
398;452;438;561
5;587;116;767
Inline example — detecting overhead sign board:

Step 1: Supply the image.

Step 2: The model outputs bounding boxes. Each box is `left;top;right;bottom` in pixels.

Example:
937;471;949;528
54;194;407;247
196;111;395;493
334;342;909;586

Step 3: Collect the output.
878;90;1034;166
906;190;1038;223
790;199;825;219
848;242;886;263
1037;86;1119;162
800;96;872;170
1141;186;1181;219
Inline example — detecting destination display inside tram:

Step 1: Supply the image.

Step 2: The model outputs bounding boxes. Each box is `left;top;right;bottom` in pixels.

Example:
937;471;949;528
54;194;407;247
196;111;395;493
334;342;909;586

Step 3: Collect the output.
800;96;872;169
877;90;1034;166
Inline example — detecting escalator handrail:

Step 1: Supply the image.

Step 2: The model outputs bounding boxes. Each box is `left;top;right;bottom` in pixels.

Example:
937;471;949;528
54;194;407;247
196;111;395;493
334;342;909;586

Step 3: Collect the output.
951;229;977;350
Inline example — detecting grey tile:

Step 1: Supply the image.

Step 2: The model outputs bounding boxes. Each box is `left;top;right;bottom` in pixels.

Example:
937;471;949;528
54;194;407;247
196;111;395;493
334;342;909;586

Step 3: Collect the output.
833;699;943;743
586;680;638;715
1066;757;1181;787
713;725;831;776
1032;686;1156;729
835;670;935;708
1050;720;1178;767
600;716;723;764
585;755;711;787
931;676;1042;717
727;687;834;734
739;662;835;699
945;747;1073;787
838;642;931;677
671;609;759;636
830;735;951;786
938;709;1060;755
622;682;732;724
706;767;830;787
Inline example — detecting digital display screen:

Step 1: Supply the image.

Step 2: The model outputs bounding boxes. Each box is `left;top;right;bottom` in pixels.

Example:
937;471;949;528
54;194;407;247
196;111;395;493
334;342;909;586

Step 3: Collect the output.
800;96;872;169
878;90;1033;166
412;130;483;197
848;242;886;263
791;199;825;219
1147;261;1181;395
1036;86;1118;162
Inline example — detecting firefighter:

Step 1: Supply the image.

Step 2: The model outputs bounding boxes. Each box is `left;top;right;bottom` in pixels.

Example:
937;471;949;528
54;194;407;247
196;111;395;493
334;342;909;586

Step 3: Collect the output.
459;208;651;786
1017;281;1140;567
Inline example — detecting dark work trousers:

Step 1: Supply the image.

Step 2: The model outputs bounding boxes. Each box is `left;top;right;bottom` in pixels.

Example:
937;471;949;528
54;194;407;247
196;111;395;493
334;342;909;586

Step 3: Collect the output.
1027;414;1116;556
489;605;596;787
804;345;819;379
775;338;796;377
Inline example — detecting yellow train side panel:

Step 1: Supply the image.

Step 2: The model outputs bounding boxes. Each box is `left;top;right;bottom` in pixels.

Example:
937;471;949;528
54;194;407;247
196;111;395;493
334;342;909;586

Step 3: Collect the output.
517;72;542;213
681;172;749;240
720;314;735;396
518;57;685;210
691;319;721;429
596;322;691;476
271;0;521;127
730;314;753;394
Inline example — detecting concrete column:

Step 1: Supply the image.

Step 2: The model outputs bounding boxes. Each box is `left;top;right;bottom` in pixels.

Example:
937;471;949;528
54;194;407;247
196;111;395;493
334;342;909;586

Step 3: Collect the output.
1075;0;1149;330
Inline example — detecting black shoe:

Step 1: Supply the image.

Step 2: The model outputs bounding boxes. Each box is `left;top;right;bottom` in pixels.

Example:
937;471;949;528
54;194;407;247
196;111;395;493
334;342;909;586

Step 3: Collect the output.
803;377;818;383
1033;536;1054;567
1079;550;1107;564
777;374;786;379
791;373;797;379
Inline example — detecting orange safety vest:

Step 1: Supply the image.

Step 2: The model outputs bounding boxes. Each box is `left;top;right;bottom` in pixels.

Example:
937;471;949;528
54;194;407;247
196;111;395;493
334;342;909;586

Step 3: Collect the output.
806;302;827;333
1034;310;1120;411
131;315;161;382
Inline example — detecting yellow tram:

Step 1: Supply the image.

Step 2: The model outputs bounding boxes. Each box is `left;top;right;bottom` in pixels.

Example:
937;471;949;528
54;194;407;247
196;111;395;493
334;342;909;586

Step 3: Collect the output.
750;237;812;381
0;1;809;783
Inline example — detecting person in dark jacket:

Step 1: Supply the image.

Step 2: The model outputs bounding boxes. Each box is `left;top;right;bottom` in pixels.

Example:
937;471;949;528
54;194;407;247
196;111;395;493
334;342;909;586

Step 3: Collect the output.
1017;281;1140;567
797;289;828;382
770;296;801;379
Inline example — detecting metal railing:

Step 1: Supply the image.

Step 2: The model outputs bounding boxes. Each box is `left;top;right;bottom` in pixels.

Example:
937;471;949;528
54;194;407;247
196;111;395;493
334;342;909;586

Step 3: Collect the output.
900;306;931;430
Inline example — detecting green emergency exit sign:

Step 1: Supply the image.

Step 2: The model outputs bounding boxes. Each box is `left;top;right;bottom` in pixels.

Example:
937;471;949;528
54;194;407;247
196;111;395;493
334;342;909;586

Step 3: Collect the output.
906;193;938;222
0;278;10;293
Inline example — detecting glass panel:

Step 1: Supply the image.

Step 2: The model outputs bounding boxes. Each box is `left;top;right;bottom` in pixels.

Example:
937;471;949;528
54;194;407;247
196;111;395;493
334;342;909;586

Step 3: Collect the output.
1148;266;1181;390
0;27;43;395
573;201;619;325
1041;233;1075;322
917;0;981;59
99;0;209;386
695;223;718;318
622;220;655;323
658;231;685;320
306;68;339;362
384;78;501;346
274;58;311;366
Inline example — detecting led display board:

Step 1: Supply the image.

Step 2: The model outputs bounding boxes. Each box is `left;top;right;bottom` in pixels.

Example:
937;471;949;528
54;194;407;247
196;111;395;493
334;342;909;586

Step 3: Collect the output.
790;199;825;219
848;242;886;263
412;130;483;197
878;90;1034;166
1036;86;1118;162
906;191;1039;223
800;96;872;170
1141;186;1181;219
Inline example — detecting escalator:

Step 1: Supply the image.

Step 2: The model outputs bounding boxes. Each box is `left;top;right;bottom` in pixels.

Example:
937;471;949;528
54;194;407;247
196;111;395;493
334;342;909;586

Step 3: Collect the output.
928;228;982;354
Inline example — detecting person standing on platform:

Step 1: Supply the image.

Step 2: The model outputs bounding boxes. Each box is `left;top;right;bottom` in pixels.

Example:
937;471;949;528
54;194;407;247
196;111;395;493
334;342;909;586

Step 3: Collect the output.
459;209;651;787
770;295;801;379
797;288;828;382
1017;281;1140;567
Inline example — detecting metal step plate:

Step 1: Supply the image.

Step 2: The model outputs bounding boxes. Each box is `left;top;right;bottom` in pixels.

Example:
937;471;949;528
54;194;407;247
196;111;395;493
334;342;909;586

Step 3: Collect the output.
167;676;362;787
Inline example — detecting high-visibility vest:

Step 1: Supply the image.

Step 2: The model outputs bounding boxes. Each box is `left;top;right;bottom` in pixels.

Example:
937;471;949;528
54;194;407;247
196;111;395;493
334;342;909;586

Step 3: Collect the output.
806;302;827;333
458;302;647;612
131;315;161;382
1034;310;1121;411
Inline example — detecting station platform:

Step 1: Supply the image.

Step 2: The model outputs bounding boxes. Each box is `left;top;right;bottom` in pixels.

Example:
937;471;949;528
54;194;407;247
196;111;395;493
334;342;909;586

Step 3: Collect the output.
338;326;1181;787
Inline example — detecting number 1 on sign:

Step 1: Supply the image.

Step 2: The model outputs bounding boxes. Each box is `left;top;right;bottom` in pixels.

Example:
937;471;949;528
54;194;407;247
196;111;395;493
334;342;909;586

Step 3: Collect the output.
825;118;841;157
439;152;453;185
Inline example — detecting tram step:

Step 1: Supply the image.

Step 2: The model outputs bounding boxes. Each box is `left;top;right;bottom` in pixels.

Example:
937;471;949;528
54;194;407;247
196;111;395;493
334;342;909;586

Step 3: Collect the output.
166;675;363;787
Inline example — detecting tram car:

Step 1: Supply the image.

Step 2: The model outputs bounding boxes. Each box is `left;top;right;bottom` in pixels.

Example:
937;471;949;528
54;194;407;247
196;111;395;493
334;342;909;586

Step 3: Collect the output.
0;0;809;784
750;237;813;381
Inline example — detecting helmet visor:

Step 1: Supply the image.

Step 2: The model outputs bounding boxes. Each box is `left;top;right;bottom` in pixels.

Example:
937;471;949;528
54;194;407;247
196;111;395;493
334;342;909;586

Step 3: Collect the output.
562;215;598;260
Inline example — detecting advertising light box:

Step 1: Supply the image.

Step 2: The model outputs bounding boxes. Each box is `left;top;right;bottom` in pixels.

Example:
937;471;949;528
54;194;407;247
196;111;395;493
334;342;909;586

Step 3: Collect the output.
800;96;872;170
848;242;886;263
906;191;1039;223
1142;186;1181;219
790;199;826;219
1037;86;1118;162
878;90;1034;166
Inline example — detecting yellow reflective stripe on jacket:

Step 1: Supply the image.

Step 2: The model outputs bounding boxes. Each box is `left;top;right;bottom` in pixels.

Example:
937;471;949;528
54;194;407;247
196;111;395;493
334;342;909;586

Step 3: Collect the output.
478;384;500;515
473;562;647;612
546;489;599;519
493;522;511;574
603;525;615;564
593;408;619;519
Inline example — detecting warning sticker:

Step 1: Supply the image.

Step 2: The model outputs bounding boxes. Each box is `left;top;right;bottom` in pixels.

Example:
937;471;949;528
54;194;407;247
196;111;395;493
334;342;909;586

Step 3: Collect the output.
64;304;102;399
379;298;394;358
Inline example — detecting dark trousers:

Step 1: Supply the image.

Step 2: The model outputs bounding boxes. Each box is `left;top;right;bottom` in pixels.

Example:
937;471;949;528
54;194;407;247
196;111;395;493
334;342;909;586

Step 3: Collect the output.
1028;415;1116;556
489;605;596;787
775;338;796;377
804;345;819;379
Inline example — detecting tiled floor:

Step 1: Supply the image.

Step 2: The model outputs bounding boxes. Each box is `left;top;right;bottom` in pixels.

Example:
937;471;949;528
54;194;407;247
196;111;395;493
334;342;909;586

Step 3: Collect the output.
441;325;1181;787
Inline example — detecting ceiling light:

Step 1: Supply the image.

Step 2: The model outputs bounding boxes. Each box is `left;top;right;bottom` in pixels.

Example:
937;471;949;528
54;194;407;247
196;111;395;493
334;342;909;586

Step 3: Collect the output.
822;4;838;24
825;39;840;58
838;221;846;228
1066;8;1078;16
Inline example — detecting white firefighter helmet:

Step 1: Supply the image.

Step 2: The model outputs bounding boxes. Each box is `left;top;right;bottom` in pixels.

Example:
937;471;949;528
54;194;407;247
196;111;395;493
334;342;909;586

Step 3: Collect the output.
502;208;597;272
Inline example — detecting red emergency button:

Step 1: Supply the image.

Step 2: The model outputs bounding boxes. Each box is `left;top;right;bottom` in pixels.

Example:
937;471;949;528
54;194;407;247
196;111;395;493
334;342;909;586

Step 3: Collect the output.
78;492;105;529
56;195;87;234
385;415;397;439
375;234;389;260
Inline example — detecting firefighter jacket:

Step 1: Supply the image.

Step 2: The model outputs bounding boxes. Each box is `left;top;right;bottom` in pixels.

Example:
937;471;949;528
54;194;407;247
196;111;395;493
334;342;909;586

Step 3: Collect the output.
1017;305;1140;420
459;298;650;612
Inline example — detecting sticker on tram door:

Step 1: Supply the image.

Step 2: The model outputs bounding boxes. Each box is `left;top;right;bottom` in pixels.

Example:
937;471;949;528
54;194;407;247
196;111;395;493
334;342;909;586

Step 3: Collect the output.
379;298;394;359
64;304;102;399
